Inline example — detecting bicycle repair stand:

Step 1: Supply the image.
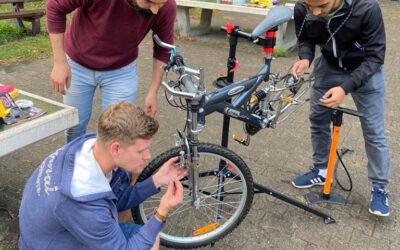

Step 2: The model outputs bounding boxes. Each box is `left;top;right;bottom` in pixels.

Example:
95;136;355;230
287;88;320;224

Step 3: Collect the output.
305;106;362;205
209;23;335;250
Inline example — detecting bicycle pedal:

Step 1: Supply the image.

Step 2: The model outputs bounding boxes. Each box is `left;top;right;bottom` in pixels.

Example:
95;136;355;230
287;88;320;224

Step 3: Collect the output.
281;97;293;103
212;76;229;89
232;134;249;146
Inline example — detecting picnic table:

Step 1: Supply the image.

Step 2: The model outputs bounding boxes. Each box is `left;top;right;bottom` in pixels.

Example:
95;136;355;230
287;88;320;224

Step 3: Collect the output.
0;0;45;35
0;89;78;157
176;0;297;49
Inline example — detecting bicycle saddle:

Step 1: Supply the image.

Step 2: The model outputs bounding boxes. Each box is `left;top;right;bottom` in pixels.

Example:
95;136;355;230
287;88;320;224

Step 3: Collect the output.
251;6;293;39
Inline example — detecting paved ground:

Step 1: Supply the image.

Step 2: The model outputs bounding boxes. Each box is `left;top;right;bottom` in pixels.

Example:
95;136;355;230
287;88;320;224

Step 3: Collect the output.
0;1;399;249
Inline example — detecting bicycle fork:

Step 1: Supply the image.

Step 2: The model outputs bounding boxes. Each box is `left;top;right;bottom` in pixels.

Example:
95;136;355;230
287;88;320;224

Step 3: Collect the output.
184;104;201;209
185;105;224;221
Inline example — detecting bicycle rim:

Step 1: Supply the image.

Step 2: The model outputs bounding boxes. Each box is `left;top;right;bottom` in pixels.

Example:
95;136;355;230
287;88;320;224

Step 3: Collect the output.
136;145;253;248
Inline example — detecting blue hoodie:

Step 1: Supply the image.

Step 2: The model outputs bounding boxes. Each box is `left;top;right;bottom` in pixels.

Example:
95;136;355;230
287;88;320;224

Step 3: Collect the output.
19;133;164;249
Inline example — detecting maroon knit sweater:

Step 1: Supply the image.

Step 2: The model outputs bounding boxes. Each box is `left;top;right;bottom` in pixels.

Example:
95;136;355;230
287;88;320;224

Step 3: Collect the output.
46;0;176;70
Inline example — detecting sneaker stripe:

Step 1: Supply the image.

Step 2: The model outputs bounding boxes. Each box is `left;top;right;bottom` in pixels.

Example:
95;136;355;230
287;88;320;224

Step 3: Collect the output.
292;169;327;189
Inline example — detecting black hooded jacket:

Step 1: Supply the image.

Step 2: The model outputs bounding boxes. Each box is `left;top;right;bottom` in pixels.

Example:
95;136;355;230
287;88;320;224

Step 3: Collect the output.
294;0;386;93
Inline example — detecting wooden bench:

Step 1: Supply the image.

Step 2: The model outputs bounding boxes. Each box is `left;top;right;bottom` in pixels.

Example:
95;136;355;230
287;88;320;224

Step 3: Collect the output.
176;0;297;50
0;0;45;35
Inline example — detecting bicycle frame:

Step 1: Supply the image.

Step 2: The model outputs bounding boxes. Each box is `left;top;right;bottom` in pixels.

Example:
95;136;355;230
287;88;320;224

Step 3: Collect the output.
155;5;304;214
167;61;310;134
174;54;282;211
198;63;271;130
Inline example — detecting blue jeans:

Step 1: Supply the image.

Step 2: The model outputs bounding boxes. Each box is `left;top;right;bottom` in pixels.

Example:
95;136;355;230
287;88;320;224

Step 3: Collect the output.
64;56;138;142
310;56;391;186
119;223;142;239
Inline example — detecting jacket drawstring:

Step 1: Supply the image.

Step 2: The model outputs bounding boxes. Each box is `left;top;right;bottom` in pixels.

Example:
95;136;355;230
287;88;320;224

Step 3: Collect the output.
325;6;353;45
296;4;354;44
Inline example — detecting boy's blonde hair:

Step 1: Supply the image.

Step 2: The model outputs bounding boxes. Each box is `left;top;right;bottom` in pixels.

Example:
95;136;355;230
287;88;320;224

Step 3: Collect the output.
97;102;159;147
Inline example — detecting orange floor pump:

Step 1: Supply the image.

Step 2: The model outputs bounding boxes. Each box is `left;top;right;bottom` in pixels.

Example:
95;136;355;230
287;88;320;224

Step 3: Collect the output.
306;106;362;205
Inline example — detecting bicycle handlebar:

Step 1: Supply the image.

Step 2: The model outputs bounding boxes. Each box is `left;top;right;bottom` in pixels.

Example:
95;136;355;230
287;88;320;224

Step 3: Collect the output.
181;75;198;94
153;34;200;76
182;67;201;77
153;34;176;50
161;81;198;100
153;34;202;100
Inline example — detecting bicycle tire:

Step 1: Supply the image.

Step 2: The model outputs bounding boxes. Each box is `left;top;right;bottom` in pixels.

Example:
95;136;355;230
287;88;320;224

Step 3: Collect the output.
132;143;254;249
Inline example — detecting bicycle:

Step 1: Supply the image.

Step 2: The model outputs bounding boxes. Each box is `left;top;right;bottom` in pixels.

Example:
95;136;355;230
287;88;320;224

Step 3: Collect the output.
132;6;311;249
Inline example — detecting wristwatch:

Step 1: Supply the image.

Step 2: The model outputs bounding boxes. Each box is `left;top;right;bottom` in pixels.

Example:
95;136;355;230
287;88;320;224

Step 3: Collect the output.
154;208;167;223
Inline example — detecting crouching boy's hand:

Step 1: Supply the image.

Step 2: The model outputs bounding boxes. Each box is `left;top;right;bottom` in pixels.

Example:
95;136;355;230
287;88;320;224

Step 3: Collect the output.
156;179;184;220
152;157;187;188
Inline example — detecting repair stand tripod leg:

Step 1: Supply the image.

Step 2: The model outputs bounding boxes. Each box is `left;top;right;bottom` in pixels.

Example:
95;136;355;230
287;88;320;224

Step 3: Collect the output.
254;183;335;224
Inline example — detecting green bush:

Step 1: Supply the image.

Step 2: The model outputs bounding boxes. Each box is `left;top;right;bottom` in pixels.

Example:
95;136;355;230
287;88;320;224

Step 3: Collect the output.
273;45;288;57
0;22;24;44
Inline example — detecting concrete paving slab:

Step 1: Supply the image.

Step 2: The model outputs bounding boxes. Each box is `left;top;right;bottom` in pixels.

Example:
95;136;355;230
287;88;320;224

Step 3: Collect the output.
0;1;399;249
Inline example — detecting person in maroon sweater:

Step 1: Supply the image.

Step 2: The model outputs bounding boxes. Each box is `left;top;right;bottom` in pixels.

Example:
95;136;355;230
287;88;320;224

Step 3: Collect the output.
46;0;176;143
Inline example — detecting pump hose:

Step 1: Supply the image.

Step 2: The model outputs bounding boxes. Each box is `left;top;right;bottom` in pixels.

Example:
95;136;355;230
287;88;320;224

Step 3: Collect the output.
334;148;353;192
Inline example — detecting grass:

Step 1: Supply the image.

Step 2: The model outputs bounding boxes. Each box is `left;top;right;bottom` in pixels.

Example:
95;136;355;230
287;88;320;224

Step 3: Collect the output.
0;1;52;65
0;34;52;64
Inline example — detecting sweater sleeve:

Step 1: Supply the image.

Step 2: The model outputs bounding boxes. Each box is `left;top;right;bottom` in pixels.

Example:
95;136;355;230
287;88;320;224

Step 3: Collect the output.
116;177;160;212
294;2;316;64
55;198;164;250
151;0;177;63
46;0;90;33
340;3;386;94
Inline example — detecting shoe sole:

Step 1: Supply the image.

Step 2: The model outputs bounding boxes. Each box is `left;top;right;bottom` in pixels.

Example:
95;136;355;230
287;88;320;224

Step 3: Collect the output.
291;181;325;189
369;208;390;217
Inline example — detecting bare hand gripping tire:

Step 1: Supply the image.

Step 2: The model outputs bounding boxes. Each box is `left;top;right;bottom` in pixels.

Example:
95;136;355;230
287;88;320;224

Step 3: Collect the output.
132;143;254;249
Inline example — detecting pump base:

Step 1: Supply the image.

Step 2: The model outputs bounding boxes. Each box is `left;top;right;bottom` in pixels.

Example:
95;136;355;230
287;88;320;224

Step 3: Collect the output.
305;191;346;205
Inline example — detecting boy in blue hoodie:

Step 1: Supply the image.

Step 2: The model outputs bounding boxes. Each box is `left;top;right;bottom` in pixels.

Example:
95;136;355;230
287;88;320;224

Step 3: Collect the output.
19;102;187;249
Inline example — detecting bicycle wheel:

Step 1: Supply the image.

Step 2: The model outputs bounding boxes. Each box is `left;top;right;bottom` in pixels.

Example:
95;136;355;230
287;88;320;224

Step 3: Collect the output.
132;143;254;249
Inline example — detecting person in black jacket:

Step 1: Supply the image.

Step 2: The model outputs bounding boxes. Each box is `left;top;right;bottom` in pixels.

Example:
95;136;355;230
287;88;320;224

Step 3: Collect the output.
291;0;391;216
